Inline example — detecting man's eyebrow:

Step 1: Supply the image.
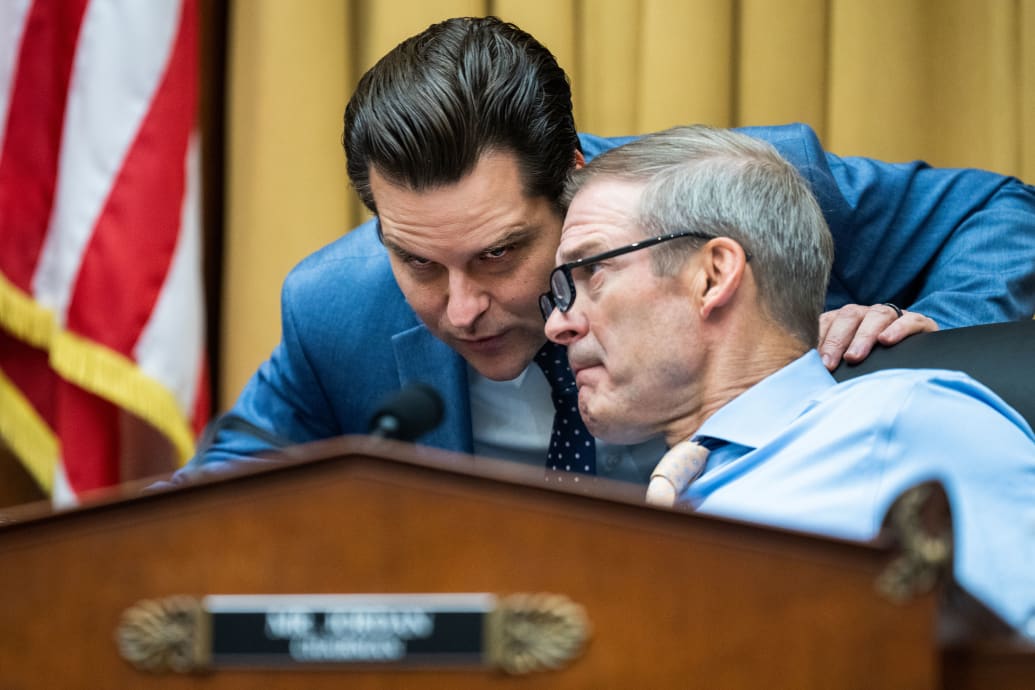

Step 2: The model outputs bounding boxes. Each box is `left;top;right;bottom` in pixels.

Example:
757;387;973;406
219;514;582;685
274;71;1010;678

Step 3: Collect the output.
380;236;418;259
558;237;608;264
380;225;538;260
484;226;537;250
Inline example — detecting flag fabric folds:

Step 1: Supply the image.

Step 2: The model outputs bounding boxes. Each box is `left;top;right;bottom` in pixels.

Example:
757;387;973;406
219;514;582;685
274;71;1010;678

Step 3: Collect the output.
0;0;208;502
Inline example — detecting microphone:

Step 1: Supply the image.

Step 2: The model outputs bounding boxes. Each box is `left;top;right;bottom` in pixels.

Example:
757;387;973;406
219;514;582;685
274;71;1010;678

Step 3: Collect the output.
367;383;445;441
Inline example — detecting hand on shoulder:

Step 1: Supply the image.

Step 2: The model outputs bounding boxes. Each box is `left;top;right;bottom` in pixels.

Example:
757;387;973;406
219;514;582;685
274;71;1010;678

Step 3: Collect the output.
818;303;939;370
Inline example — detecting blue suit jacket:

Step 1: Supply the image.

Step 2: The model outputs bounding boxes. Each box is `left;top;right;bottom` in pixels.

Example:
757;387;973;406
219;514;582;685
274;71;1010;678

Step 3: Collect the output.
192;123;1035;469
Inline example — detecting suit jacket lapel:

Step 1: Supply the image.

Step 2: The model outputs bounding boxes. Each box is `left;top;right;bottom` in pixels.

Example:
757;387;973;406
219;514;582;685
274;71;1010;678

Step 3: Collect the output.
392;324;473;453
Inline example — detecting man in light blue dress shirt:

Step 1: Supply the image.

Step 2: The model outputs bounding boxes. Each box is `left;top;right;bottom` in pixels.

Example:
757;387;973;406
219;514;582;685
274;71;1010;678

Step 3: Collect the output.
542;125;1035;636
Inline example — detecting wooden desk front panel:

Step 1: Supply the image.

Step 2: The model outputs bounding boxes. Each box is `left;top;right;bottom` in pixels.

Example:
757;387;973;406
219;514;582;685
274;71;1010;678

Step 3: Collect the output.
0;445;938;689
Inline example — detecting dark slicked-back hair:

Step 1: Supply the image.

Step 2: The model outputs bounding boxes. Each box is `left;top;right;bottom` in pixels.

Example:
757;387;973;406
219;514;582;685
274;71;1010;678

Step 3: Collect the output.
343;16;580;215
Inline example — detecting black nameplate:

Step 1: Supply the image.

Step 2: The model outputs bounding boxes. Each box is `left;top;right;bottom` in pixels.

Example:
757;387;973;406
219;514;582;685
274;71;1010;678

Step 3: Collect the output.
204;594;493;667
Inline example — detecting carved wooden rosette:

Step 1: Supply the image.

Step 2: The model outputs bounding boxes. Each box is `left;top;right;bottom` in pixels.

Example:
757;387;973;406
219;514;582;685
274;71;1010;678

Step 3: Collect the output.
876;483;953;603
116;595;210;673
485;592;591;674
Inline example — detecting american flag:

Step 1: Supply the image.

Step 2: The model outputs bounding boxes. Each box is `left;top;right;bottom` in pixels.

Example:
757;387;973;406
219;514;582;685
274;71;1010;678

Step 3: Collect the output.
0;0;208;503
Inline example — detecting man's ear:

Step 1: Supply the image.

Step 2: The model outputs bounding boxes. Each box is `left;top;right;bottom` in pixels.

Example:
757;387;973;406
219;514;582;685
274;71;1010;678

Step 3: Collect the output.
697;238;748;320
574;150;586;170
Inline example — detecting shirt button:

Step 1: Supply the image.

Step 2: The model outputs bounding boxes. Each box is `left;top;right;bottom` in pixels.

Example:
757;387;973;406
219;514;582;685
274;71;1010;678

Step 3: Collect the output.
602;452;621;473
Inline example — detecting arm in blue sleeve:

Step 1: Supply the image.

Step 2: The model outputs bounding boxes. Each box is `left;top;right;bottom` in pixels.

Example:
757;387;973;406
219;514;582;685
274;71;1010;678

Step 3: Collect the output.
888;375;1035;634
171;219;423;482
176;270;343;476
825;154;1035;327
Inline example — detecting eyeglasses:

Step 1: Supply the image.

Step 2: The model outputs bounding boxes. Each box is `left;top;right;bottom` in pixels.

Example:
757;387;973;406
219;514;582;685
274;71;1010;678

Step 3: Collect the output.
539;230;724;321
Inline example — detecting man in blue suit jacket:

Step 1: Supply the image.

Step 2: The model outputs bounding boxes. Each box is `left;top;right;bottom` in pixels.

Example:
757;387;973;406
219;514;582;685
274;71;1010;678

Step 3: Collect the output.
182;17;1035;482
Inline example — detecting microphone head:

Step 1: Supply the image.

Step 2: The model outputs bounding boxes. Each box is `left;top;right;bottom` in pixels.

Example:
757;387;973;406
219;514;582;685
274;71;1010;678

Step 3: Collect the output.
367;383;445;441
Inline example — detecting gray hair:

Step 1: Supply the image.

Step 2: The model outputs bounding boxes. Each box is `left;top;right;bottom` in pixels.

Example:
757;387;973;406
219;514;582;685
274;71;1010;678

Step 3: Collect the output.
563;125;834;347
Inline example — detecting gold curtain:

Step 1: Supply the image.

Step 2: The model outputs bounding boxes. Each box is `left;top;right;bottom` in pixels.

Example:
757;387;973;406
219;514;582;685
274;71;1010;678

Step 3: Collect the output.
221;0;1035;410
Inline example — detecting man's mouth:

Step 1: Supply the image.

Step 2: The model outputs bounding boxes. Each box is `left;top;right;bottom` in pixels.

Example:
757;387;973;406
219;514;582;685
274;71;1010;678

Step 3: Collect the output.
570;358;602;386
456;331;508;352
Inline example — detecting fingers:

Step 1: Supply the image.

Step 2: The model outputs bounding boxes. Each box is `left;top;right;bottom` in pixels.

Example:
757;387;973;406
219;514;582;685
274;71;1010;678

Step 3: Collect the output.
876;309;939;346
818;303;938;370
818;304;893;369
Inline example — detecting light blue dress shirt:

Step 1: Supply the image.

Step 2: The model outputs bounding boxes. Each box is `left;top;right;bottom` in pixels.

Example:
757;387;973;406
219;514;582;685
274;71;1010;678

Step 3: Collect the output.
685;350;1035;636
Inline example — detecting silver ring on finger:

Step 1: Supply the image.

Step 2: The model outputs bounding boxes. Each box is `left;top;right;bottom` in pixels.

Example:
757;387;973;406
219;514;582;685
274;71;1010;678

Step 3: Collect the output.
881;302;903;319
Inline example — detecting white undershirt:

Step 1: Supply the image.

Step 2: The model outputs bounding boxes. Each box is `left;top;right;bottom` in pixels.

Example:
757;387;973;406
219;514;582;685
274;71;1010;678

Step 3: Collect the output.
467;364;666;484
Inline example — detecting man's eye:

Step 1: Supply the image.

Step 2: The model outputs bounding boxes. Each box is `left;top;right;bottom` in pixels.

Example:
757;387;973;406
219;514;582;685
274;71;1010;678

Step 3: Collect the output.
482;245;511;260
574;263;608;292
394;249;432;269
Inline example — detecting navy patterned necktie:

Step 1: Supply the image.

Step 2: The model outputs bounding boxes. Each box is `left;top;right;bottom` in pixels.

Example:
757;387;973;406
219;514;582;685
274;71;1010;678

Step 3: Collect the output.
534;341;596;475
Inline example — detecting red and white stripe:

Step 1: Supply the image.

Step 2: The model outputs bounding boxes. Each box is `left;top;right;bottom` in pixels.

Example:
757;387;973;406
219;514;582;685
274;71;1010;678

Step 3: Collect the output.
0;0;207;501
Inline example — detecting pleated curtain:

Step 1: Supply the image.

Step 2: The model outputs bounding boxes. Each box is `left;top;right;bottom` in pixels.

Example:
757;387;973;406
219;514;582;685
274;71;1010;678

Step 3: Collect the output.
220;0;1035;409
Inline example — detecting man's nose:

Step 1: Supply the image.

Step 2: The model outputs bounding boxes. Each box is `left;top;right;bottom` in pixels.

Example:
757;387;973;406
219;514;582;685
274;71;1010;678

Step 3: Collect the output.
544;303;587;345
445;271;489;329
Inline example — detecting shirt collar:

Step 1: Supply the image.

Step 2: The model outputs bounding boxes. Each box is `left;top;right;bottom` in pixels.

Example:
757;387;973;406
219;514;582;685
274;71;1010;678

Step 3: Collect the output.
695;350;836;450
